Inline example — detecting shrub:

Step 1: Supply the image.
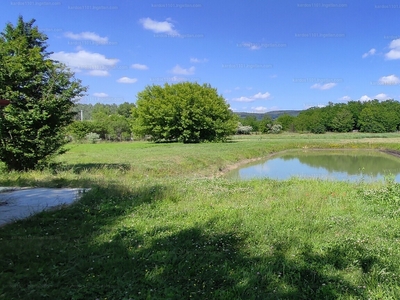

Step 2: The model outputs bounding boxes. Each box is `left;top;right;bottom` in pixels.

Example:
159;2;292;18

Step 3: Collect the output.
86;132;100;144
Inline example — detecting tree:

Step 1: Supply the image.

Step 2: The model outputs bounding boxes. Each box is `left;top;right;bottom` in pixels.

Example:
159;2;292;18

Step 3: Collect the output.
107;114;131;141
241;116;259;132
132;82;237;143
67;120;95;141
330;109;354;132
117;102;135;119
276;114;295;131
358;102;399;133
0;16;87;170
259;115;274;133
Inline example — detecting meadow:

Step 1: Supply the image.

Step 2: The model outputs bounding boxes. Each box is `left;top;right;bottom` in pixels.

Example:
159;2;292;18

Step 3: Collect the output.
1;132;400;299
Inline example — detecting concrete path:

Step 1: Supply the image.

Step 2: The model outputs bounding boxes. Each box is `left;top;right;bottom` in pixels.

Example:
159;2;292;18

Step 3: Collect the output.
0;187;89;227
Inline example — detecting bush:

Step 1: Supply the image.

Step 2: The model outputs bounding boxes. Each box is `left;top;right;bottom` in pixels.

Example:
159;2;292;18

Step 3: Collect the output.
236;124;253;134
86;132;100;144
67;121;95;141
132;82;237;143
311;124;326;134
268;124;282;134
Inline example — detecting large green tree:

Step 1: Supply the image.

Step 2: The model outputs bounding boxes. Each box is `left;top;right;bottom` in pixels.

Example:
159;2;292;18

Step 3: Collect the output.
275;114;295;131
0;16;87;170
330;108;354;132
132;82;237;143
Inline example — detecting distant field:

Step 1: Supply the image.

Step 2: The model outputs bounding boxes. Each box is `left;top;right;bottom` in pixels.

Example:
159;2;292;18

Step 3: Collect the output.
1;132;400;299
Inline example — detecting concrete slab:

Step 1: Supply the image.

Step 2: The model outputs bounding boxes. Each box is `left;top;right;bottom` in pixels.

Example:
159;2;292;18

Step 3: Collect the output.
0;187;90;227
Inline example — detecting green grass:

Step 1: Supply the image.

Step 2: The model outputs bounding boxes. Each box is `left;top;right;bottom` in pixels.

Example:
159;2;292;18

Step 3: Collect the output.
1;133;400;299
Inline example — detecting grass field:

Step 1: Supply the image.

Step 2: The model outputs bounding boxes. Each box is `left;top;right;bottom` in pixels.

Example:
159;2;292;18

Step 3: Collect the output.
1;132;400;299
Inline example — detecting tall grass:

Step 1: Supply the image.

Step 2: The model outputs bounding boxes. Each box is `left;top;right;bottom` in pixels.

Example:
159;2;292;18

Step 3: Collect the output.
1;133;400;299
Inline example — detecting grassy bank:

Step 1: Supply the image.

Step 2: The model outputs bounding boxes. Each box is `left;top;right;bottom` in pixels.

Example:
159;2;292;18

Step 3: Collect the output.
1;133;400;299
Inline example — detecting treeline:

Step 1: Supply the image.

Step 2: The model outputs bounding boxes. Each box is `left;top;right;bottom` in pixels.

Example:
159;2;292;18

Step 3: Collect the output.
239;99;400;134
69;99;400;142
68;102;135;141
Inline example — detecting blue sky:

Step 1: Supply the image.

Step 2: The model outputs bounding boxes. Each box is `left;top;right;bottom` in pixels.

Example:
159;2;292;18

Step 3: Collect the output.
2;0;400;112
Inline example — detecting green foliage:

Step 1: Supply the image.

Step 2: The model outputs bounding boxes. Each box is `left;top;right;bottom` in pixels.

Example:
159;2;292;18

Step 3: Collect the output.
117;102;135;119
67;121;95;140
311;123;326;134
259;114;274;133
358;101;399;133
330;109;354;132
107;114;131;141
86;132;100;144
241;115;259;132
294;107;326;133
267;124;283;134
360;176;400;205
132;82;237;143
292;99;400;134
0;16;87;170
276;114;295;131
236;123;253;134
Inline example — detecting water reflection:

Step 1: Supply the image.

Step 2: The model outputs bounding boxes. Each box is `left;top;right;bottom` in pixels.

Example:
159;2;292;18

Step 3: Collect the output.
227;150;400;182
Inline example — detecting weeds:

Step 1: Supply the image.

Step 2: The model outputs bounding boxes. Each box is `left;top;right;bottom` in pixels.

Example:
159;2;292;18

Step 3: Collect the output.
1;133;400;298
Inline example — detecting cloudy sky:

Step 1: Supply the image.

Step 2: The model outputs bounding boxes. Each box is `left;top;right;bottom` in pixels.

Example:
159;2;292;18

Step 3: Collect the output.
2;0;400;112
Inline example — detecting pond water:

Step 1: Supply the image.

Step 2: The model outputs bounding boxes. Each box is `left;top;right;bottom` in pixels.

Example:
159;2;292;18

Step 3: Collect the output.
226;150;400;182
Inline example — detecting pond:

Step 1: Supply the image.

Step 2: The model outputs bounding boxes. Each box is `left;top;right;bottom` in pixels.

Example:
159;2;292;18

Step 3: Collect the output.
226;149;400;182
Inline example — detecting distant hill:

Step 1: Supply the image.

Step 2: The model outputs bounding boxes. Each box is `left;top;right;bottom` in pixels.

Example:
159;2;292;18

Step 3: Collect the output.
235;110;302;120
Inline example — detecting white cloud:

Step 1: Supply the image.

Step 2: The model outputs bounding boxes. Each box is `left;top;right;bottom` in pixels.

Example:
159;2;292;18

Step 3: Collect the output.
378;74;400;85
385;39;400;60
362;48;376;58
88;70;109;76
65;31;108;44
375;93;388;101
93;92;108;97
304;102;327;109
232;96;253;102
359;95;371;102
310;82;337;90
338;95;351;101
190;58;208;63
253;92;271;99
224;90;232;93
252;106;268;112
139;17;179;35
389;39;400;48
131;63;148;70
234;87;240;90
270;74;278;78
385;50;400;60
232;92;271;102
50;50;119;76
117;77;138;84
170;65;195;75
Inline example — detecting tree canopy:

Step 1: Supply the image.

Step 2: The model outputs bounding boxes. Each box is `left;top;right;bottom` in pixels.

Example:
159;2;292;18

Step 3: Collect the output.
0;16;87;170
132;82;237;143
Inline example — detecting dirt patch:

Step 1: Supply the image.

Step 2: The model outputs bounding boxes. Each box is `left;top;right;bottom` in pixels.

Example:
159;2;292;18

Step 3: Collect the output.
215;152;281;178
380;149;400;158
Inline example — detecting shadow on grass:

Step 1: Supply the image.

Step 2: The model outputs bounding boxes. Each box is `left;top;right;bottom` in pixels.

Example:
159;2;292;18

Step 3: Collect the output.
0;163;132;188
0;183;379;299
65;163;132;174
